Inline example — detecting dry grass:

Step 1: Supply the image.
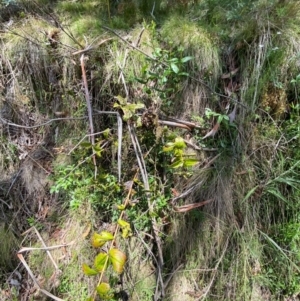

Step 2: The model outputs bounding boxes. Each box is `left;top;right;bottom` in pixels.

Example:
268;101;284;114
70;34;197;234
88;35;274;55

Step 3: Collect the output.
160;15;221;118
27;209;96;300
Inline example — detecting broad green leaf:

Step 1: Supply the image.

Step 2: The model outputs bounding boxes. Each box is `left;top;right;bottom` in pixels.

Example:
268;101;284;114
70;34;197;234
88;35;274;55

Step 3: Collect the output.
171;63;179;73
109;248;126;274
102;128;110;138
96;282;114;300
136;116;142;128
183;158;199;167
116;204;126;210
94;252;109;272
168;58;179;63
181;56;193;63
114;95;127;105
174;137;186;149
118;219;132;238
122;107;132;121
118;219;130;228
163;143;174;152
82;264;98;276
85;297;94;301
92;231;114;248
170;159;184;169
127;103;145;111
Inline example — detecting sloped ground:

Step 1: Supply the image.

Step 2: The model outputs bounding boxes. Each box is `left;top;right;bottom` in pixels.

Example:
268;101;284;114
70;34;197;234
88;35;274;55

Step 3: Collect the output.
1;1;300;301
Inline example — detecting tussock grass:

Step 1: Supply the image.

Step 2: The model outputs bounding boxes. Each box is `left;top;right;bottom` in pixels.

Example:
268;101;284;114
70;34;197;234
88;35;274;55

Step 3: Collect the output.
160;15;220;117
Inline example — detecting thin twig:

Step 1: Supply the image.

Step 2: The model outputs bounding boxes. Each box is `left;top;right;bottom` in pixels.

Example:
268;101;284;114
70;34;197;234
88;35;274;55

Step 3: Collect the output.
17;253;65;301
72;38;113;55
80;54;97;177
33;227;59;271
67;130;110;155
0;198;13;209
18;241;75;253
0;116;89;129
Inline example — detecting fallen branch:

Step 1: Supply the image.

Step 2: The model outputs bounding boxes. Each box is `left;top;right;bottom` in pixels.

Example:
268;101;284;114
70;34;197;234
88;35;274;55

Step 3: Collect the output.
17;253;65;301
80;54;97;177
173;199;213;212
17;226;74;301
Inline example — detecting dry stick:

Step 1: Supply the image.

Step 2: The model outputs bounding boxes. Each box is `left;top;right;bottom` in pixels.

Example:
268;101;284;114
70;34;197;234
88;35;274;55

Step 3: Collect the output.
17;253;65;301
18;242;75;253
158;120;191;130
72;38;113;55
33;227;59;271
80;54;97;177
67;130;110;155
127;124;165;300
17;226;74;301
0;116;89;129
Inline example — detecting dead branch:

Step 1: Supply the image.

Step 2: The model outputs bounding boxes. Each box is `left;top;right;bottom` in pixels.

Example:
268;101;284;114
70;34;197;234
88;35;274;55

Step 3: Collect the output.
80;54;97;176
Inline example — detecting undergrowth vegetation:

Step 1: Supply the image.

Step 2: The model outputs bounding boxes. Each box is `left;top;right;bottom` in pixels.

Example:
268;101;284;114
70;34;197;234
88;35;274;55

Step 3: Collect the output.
1;0;300;300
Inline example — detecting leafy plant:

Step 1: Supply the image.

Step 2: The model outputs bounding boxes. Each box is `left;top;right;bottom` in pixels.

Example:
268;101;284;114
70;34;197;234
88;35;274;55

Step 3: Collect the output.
82;178;137;301
135;26;193;110
163;136;198;169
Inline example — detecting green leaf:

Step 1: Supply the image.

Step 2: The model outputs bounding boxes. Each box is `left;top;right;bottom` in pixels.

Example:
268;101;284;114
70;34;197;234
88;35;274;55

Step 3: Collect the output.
127;103;145;111
265;187;288;203
80;142;92;148
121;107;132;121
174;137;186;149
170;62;179;74
91;231;114;248
109;248;126;274
96;282;114;300
94;253;109;272
183;158;199;167
82;264;98;276
163;143;174;152
114;95;127;105
85;297;94;301
170;159;184;169
116;204;126;210
135;77;148;84
117;219;132;238
242;186;258;203
118;219;130;228
181;56;193;63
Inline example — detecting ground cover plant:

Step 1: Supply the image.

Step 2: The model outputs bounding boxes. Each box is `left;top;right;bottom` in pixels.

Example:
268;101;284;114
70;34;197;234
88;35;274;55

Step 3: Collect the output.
1;0;300;300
